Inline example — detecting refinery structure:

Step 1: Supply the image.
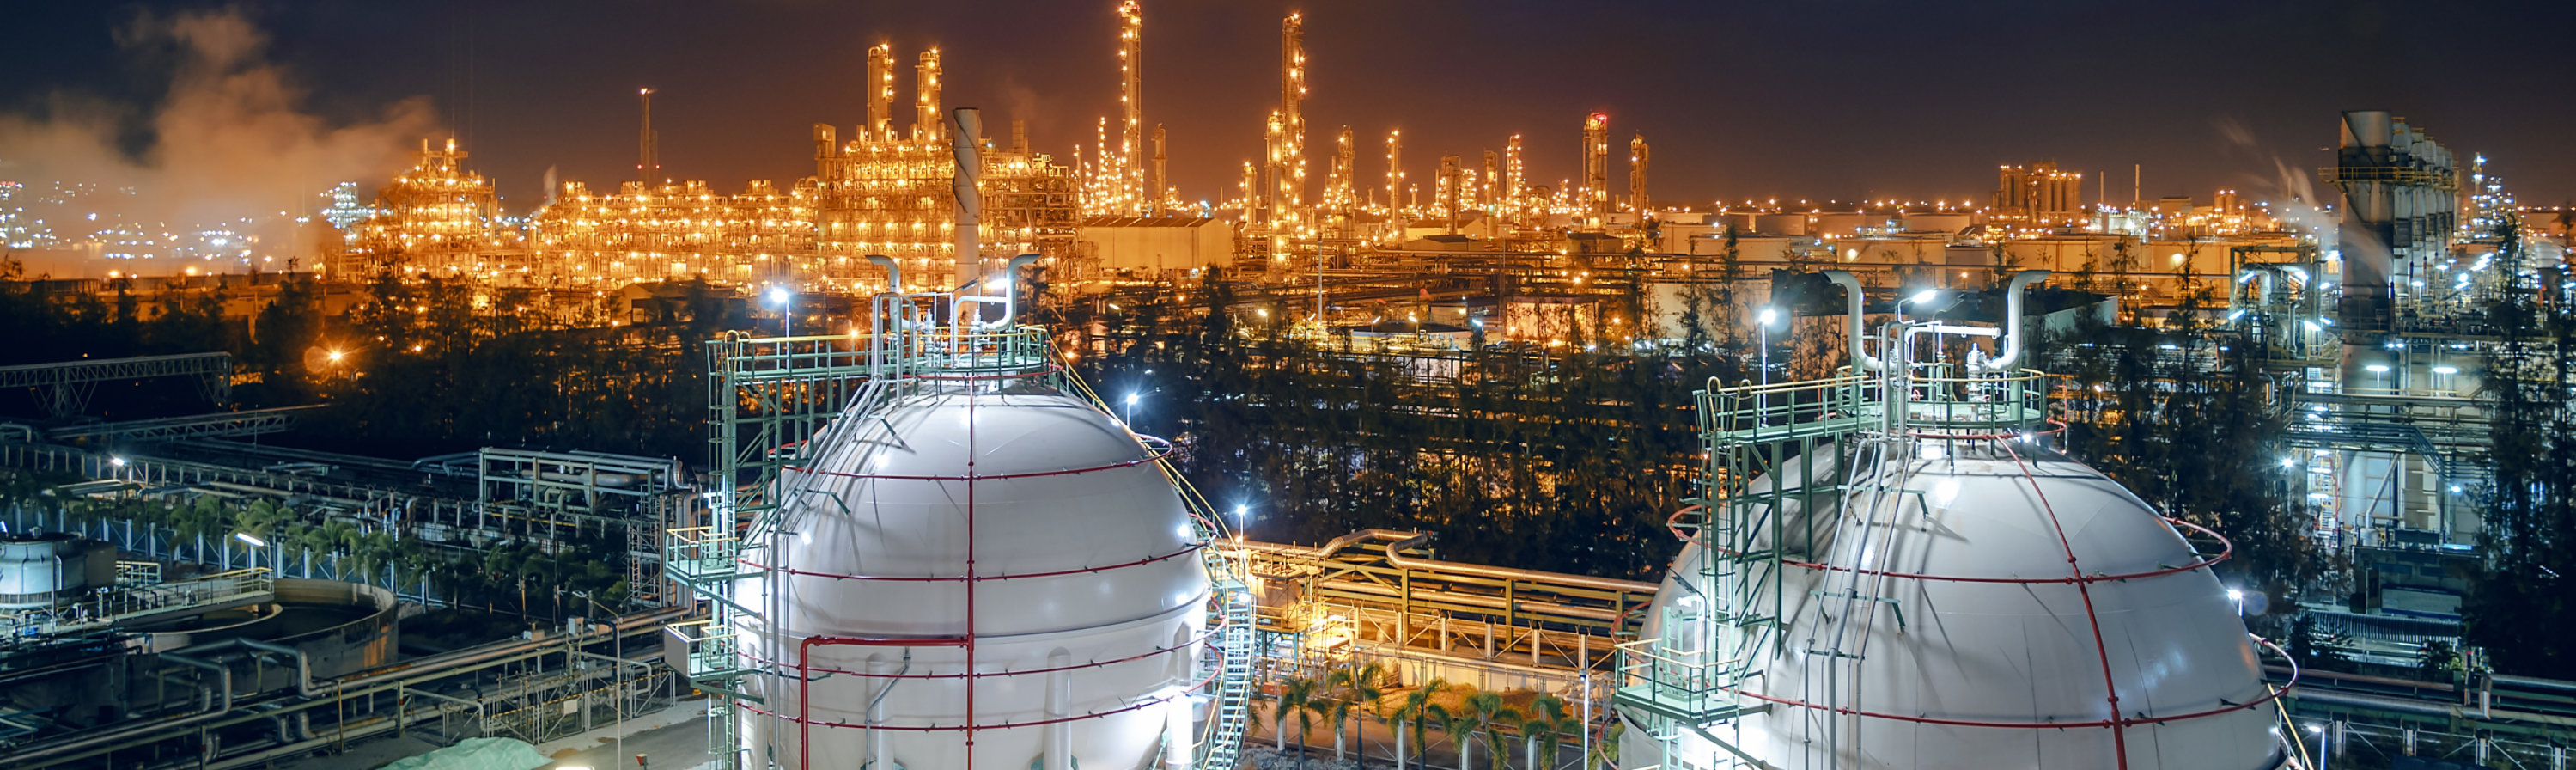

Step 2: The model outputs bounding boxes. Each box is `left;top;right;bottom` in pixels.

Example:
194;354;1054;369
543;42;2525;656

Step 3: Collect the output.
7;3;2576;770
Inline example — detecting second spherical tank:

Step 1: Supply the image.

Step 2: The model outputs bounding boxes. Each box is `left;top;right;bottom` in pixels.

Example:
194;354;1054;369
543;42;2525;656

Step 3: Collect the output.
733;388;1210;770
1622;443;2287;770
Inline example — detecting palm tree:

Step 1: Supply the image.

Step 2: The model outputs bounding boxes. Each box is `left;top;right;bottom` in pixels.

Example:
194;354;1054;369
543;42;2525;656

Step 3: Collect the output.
1439;702;1483;770
1464;692;1519;770
1392;679;1449;770
1328;661;1389;766
1519;694;1580;770
1271;675;1320;755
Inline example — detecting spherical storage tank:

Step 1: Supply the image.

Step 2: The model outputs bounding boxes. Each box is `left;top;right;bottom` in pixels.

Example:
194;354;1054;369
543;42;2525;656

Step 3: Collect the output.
733;387;1211;770
1621;444;2289;770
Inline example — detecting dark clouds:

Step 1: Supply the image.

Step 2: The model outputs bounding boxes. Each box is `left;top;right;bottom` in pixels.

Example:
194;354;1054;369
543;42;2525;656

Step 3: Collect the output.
6;1;2573;211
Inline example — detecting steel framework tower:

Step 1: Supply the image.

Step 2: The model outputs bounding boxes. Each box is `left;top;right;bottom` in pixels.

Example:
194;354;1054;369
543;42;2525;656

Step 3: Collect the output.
915;49;943;141
1581;113;1611;221
1629;133;1650;217
1117;0;1146;215
866;44;896;140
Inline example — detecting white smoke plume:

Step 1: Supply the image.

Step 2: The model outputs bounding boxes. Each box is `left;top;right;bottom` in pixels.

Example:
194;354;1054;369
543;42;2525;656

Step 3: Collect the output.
2213;116;2335;246
0;8;436;271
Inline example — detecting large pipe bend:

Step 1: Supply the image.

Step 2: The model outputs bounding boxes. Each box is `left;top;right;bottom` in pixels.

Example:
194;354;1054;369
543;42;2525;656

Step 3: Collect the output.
1822;270;1892;372
1978;269;2051;371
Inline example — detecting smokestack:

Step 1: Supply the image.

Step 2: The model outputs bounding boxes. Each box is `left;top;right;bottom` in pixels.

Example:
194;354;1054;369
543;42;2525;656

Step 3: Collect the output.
951;107;984;287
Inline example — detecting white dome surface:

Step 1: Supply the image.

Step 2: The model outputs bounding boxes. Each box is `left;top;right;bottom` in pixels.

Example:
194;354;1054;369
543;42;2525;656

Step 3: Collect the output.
1625;444;2286;770
735;389;1209;770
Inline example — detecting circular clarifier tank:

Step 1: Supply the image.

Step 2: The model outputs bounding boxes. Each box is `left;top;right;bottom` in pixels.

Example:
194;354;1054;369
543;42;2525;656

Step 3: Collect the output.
734;388;1210;770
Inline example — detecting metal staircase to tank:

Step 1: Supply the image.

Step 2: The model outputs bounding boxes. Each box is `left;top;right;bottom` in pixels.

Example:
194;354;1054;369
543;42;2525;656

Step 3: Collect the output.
1616;374;1873;766
1069;370;1258;769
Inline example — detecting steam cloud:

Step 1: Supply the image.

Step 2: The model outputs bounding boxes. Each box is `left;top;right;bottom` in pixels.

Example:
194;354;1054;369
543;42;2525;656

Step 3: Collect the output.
0;8;437;269
2212;115;2335;245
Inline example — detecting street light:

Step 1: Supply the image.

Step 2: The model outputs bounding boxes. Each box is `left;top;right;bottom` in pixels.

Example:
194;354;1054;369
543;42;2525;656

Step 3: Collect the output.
1233;504;1249;542
2365;364;2390;392
1124;392;1139;426
235;532;266;571
2307;723;2329;770
766;286;794;337
2226;588;2244;615
1757;306;1782;386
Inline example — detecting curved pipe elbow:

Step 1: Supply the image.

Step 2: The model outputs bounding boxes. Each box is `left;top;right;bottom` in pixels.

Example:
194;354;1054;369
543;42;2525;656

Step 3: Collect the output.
1978;269;2051;371
866;254;899;293
1823;270;1891;372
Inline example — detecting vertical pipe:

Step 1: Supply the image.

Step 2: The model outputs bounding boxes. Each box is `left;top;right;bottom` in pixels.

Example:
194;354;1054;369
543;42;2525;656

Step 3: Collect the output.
1044;648;1073;770
951;108;984;288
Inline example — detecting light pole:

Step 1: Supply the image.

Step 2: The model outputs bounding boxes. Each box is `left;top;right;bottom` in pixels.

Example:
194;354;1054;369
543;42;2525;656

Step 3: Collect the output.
2365;364;2389;393
2307;723;2328;770
767;286;795;337
1893;289;1940;370
2226;588;2244;616
1124;392;1139;427
1756;306;1781;386
234;532;265;572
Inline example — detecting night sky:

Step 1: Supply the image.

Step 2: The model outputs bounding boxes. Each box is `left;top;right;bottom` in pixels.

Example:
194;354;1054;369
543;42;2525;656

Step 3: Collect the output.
6;0;2573;213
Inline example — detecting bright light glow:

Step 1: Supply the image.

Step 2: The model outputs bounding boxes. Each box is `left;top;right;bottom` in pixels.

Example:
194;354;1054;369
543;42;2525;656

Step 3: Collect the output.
2433;365;2458;375
2300;320;2323;332
1757;307;1778;327
2365;364;2389;373
326;349;344;363
1908;289;1939;304
1930;478;1962;507
766;287;789;305
1125;393;1139;406
985;274;1010;290
110;456;127;468
2281;458;2296;468
2306;724;2323;735
234;532;266;547
2226;309;2245;321
2227;589;2244;601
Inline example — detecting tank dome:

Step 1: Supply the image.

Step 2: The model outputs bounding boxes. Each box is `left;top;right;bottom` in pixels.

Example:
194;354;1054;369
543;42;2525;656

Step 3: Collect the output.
734;388;1210;770
1622;444;2287;770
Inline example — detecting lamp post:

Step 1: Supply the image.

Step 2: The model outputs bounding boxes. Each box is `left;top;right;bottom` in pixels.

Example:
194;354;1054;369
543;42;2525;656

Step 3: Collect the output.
1124;392;1139;427
766;286;795;337
2307;723;2328;770
234;532;265;571
2365;364;2390;393
1757;306;1781;386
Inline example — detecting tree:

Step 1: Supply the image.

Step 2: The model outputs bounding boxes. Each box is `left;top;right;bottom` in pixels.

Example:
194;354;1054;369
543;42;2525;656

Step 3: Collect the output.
1519;694;1579;770
1464;692;1519;770
2462;214;2576;678
1392;679;1449;770
1328;661;1389;765
1269;675;1321;756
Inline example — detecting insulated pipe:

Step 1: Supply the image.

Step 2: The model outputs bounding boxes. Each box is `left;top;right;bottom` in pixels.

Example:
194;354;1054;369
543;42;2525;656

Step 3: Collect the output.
951;107;984;287
1976;269;2050;371
1044;647;1073;770
1237;529;1655;593
8;651;234;766
951;254;1044;329
1822;270;1893;372
868;254;900;295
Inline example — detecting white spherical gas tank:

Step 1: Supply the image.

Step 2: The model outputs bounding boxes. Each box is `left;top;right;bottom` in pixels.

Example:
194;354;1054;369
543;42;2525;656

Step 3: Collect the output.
735;389;1209;770
1623;444;2287;770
